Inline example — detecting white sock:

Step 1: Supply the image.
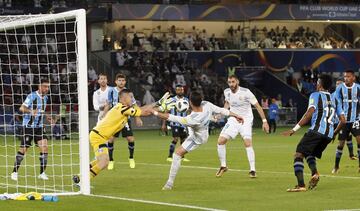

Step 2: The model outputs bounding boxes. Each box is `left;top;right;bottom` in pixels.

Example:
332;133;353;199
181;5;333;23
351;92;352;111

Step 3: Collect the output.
167;153;182;185
246;147;256;171
217;144;227;167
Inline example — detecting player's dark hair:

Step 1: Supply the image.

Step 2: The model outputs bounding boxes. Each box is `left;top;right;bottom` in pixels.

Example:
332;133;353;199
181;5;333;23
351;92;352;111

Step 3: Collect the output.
336;78;343;82
190;91;203;107
119;89;132;97
40;78;50;84
98;72;107;78
228;75;239;80
344;69;355;74
115;73;126;80
319;74;333;90
175;84;183;88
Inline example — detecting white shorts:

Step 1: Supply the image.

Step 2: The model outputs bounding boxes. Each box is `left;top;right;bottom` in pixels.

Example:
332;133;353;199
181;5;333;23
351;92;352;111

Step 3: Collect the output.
181;136;202;152
220;117;253;140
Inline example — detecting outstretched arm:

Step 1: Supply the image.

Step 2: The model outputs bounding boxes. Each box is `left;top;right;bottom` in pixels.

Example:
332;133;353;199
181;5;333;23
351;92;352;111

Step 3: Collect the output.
282;107;315;136
254;102;269;133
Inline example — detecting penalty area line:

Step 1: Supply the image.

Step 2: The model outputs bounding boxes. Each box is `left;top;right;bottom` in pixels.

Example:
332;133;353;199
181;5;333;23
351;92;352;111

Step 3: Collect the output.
118;162;360;180
89;194;227;211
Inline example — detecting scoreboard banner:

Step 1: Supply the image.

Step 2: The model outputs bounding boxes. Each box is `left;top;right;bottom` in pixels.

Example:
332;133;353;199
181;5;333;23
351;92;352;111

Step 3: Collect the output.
111;4;360;21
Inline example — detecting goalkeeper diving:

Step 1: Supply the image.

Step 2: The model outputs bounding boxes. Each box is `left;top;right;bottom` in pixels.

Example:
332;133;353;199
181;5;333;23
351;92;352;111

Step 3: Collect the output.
74;89;173;183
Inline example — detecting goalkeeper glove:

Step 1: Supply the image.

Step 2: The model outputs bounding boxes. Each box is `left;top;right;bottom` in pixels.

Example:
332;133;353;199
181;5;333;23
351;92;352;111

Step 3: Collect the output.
158;98;176;112
156;92;171;107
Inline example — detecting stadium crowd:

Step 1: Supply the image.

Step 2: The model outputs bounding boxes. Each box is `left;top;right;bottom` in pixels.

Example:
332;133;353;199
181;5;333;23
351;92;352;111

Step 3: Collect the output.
0;23;79;115
103;24;352;51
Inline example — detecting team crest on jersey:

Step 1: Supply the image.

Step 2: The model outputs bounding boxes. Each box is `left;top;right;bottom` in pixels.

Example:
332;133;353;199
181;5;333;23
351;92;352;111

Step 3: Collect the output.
97;148;104;153
309;98;314;105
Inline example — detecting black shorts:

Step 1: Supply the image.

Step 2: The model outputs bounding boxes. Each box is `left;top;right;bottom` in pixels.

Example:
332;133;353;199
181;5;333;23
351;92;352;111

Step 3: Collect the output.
296;130;331;159
171;126;187;139
114;120;133;138
20;127;48;148
338;122;360;140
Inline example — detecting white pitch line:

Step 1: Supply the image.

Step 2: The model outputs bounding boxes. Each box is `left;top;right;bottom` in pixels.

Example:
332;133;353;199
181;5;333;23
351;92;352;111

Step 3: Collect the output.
89;194;227;211
324;209;360;211
0;182;80;195
118;162;360;180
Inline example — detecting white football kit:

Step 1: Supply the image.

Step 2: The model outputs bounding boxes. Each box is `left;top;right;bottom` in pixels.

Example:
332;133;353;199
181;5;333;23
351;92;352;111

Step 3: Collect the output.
92;86;110;123
220;87;258;140
168;101;230;152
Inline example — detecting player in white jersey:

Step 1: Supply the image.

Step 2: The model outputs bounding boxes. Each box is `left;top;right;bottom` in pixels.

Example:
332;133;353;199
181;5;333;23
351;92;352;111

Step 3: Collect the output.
216;75;269;178
92;73;110;122
152;91;244;190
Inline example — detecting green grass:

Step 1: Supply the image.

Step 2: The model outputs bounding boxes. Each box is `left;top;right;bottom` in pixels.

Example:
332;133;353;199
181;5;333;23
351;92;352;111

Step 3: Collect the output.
1;128;360;211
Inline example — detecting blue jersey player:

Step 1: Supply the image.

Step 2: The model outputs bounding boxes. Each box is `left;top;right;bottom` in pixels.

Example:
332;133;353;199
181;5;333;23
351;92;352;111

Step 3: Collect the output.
11;79;56;182
332;71;360;174
162;85;190;162
282;74;345;192
104;73;143;170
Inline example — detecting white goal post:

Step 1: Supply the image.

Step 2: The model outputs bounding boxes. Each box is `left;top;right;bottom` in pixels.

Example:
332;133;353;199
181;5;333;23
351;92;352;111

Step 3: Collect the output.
0;9;90;195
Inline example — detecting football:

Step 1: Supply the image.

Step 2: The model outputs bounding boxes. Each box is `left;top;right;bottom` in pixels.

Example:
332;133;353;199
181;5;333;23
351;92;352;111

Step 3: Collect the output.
175;99;189;113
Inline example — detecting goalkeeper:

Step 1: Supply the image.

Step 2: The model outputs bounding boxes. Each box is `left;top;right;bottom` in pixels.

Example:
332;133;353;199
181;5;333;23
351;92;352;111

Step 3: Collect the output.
80;89;172;181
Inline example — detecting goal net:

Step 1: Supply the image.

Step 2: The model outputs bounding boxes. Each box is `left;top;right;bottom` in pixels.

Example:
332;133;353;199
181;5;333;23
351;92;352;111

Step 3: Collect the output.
0;9;90;195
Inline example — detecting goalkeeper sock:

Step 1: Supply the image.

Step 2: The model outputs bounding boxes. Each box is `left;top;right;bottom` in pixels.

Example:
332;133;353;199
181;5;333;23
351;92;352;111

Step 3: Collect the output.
246;147;256;171
306;156;317;176
217;144;227;167
39;152;48;174
90;160;97;169
294;157;305;187
13;151;24;173
168;140;176;157
108;142;114;161
90;164;101;179
168;153;182;185
128;142;135;159
346;137;354;157
335;145;343;168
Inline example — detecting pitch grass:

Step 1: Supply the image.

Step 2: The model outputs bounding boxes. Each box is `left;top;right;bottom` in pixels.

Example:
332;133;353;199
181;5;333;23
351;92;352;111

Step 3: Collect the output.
1;128;360;211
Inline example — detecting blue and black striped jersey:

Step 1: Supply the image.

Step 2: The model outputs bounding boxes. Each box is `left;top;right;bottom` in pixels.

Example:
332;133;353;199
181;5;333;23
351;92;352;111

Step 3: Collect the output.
22;91;48;128
108;86;120;107
308;91;343;139
334;83;360;123
169;96;189;128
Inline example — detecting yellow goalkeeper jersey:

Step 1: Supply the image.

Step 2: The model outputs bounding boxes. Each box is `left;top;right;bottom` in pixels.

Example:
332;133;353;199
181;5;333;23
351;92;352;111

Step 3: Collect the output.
93;103;141;139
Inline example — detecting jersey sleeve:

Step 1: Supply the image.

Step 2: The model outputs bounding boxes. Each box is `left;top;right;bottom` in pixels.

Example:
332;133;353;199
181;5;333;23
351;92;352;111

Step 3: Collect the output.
224;89;230;102
93;91;100;111
107;88;113;104
168;113;199;127
207;101;230;116
335;97;344;117
22;93;33;108
308;93;319;110
122;105;142;117
334;86;342;105
247;90;258;105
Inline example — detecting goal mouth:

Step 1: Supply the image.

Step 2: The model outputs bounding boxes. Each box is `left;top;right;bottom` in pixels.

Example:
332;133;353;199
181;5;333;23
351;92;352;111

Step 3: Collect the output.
0;9;90;195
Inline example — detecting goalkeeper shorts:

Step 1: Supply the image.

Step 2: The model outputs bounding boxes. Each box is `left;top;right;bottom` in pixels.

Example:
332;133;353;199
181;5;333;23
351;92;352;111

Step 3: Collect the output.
90;130;108;157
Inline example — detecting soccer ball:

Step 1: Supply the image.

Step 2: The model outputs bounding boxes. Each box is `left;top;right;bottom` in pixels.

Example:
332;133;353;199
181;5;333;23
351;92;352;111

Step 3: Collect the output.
175;99;189;113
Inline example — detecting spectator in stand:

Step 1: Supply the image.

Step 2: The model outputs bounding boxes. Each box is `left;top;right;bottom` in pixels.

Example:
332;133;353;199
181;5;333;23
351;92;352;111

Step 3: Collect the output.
116;50;132;67
268;98;279;134
285;98;295;108
285;65;294;85
88;66;98;82
261;95;269;109
275;94;283;108
132;33;141;51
